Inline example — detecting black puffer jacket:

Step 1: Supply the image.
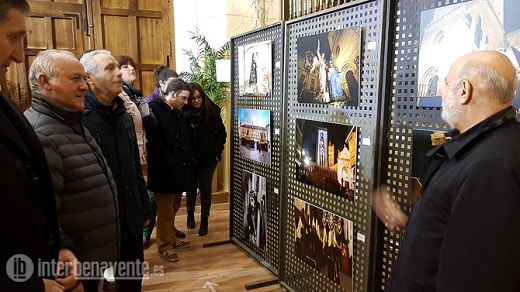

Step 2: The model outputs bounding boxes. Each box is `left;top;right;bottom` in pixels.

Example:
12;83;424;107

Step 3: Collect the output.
83;92;152;240
24;94;119;264
187;101;226;165
146;98;195;194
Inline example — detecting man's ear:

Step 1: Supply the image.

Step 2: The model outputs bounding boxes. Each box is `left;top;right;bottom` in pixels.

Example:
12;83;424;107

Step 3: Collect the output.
458;79;473;105
38;74;52;90
85;72;94;85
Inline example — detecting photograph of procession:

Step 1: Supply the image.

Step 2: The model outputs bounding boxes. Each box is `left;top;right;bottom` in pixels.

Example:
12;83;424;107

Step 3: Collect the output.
296;26;361;106
242;170;267;250
238;108;271;165
417;0;520;107
238;40;273;97
295;119;357;201
294;198;354;290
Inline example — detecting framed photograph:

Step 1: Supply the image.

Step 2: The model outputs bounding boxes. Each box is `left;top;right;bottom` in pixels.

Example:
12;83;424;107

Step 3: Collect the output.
296;26;361;106
242;170;267;250
295;119;357;201
417;0;520;107
238;41;273;97
238;108;271;165
294;198;354;291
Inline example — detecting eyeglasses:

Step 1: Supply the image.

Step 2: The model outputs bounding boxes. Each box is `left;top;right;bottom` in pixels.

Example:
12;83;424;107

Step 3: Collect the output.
192;95;202;102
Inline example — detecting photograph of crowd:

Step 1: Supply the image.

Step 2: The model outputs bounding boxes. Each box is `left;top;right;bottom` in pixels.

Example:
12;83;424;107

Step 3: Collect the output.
238;108;271;165
296;26;361;106
294;198;354;290
295;119;357;201
238;40;273;97
242;170;267;250
417;0;520;107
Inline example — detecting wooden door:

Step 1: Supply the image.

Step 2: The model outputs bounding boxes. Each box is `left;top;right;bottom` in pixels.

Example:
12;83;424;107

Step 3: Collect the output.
2;0;87;110
90;0;173;96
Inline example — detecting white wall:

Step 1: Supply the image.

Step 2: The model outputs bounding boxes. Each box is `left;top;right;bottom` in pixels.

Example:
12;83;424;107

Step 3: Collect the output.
174;0;228;75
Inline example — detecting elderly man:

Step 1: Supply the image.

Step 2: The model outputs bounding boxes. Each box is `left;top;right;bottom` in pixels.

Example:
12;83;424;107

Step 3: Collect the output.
24;50;120;292
375;50;520;291
0;1;78;291
80;49;152;292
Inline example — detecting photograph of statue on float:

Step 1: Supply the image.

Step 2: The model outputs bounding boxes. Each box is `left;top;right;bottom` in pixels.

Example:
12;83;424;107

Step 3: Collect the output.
238;40;273;97
295;119;357;201
294;198;354;290
238;108;271;165
417;0;520;107
296;26;361;106
242;170;267;250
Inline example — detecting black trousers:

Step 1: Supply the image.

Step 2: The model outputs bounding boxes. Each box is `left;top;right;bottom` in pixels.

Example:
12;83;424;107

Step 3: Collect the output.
115;234;144;292
186;160;218;217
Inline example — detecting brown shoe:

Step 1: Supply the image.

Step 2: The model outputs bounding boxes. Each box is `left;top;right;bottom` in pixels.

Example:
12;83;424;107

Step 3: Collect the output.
143;236;150;249
173;240;190;249
159;250;179;262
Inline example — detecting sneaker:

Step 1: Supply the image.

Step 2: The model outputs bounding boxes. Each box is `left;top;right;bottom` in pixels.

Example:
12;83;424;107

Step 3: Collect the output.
174;228;186;239
159;250;179;262
173;240;190;249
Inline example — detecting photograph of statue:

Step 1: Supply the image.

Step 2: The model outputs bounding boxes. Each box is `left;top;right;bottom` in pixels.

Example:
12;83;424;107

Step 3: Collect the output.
294;198;354;290
238;108;271;165
417;0;520;107
242;170;267;250
238;40;273;97
295;119;357;201
296;26;361;106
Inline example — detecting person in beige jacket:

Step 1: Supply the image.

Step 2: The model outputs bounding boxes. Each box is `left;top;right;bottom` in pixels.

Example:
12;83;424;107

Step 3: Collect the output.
115;55;150;164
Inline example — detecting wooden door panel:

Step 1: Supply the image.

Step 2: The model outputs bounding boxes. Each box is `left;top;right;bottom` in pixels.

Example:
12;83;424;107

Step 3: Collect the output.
53;18;79;50
26;16;49;50
138;17;164;64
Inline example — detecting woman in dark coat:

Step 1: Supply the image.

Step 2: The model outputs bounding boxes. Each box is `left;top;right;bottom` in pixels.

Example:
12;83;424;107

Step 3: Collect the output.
185;82;227;236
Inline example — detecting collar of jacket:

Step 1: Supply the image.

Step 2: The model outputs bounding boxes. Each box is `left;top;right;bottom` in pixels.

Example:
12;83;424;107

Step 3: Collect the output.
85;91;126;119
31;93;84;125
151;96;182;116
427;106;517;160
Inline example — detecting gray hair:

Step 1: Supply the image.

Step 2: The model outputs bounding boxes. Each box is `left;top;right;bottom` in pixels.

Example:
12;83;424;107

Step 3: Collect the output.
29;50;78;92
80;49;112;75
458;62;518;104
0;0;30;23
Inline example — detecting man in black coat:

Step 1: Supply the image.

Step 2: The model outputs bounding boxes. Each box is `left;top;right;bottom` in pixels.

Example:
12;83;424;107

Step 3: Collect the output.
146;79;194;262
0;1;79;291
374;51;520;291
80;49;152;292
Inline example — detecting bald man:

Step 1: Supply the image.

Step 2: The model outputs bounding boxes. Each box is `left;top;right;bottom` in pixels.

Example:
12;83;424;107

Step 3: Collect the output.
379;51;520;291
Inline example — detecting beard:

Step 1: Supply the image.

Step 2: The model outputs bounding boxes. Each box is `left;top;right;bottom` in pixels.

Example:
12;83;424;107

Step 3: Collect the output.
441;90;462;129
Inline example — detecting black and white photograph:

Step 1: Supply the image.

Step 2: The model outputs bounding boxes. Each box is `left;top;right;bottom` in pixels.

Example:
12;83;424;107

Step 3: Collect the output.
238;40;273;97
296;26;361;106
295;119;357;201
238;108;271;165
417;0;520;107
242;170;267;250
294;198;354;290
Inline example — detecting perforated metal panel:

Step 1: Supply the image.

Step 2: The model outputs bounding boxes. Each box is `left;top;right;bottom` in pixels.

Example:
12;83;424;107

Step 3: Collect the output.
280;1;386;291
229;22;284;274
377;0;472;290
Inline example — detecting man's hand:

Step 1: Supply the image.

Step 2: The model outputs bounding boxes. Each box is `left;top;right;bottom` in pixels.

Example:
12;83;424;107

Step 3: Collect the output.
372;184;409;232
43;279;64;291
55;248;79;290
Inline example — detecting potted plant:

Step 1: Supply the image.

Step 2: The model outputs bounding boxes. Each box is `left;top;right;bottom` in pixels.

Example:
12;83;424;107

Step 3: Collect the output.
179;29;230;107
